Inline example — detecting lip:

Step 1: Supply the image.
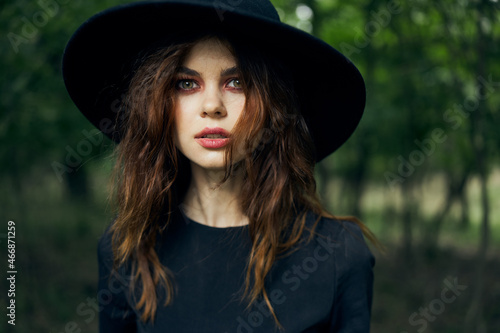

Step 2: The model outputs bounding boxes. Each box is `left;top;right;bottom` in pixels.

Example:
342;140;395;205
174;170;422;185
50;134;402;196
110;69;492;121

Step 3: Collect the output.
195;127;231;139
194;127;230;149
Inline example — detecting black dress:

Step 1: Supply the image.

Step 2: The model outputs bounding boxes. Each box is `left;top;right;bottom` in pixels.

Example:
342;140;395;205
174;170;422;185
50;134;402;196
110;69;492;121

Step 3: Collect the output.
97;208;375;333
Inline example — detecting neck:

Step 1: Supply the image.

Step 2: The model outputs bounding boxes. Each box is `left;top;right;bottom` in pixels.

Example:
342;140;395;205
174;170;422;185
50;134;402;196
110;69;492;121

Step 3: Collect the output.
180;162;249;228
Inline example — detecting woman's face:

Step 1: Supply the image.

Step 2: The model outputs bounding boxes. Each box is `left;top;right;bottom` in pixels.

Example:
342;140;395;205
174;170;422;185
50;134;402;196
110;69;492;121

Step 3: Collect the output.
173;38;246;171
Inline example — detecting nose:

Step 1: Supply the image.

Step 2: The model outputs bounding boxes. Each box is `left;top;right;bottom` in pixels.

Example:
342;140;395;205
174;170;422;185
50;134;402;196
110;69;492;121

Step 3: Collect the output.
200;85;227;118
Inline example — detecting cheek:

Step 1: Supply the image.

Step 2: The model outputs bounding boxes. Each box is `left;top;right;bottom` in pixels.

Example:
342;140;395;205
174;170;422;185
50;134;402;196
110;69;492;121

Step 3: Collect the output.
174;98;191;132
227;94;246;118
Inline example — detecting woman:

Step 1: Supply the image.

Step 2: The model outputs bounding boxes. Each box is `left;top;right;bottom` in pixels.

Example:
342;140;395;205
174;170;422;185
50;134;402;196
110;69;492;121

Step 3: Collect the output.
62;0;377;332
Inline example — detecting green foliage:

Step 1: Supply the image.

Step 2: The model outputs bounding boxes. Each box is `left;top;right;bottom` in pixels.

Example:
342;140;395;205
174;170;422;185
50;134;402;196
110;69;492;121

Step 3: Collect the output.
1;0;499;332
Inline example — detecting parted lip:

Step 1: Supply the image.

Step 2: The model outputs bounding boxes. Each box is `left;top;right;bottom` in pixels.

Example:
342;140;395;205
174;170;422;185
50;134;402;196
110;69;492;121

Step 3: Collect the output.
194;127;231;139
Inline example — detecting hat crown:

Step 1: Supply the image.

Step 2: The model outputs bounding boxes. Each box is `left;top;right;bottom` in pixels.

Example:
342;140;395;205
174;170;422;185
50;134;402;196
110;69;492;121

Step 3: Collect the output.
152;0;280;22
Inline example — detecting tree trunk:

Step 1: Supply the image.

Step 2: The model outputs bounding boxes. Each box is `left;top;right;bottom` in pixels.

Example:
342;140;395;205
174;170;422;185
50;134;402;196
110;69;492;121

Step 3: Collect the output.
464;3;490;331
459;185;470;229
64;162;89;201
315;161;330;207
401;179;414;261
424;169;470;252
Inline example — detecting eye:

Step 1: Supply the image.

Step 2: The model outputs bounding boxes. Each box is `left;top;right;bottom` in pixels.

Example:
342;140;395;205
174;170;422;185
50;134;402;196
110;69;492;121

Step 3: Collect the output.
177;79;199;90
226;78;242;89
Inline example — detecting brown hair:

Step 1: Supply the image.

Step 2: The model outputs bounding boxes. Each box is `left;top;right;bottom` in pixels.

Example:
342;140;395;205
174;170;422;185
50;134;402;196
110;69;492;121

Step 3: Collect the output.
109;32;377;329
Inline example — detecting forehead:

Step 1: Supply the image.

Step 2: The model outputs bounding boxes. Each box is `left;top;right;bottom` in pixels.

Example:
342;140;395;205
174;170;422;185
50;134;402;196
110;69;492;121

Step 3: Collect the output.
182;38;236;69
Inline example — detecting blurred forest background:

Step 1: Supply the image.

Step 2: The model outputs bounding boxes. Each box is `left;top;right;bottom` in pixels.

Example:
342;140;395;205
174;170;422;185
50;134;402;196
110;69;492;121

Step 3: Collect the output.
1;0;499;332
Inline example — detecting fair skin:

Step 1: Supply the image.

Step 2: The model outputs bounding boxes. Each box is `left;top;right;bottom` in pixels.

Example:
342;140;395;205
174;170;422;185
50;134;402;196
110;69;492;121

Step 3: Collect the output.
174;38;249;228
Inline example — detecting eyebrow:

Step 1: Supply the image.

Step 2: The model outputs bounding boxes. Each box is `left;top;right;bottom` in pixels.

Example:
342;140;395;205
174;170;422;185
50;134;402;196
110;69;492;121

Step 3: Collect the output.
220;66;240;77
177;66;240;77
177;66;200;76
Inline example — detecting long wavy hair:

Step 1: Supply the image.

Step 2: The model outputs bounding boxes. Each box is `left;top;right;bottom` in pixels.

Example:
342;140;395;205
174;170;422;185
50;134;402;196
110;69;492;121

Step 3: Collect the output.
109;32;377;329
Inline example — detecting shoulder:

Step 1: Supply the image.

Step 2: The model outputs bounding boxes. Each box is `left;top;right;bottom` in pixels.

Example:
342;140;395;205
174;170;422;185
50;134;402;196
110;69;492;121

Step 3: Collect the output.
302;211;375;271
96;223;138;323
303;211;366;242
302;214;376;330
97;223;129;278
265;211;374;329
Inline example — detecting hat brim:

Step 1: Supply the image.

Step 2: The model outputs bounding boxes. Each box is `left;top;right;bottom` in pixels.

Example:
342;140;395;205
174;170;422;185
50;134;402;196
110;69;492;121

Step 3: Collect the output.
62;0;365;162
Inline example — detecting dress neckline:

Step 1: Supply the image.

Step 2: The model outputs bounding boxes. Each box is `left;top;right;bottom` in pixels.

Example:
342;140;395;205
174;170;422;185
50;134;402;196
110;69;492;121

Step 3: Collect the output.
177;205;249;230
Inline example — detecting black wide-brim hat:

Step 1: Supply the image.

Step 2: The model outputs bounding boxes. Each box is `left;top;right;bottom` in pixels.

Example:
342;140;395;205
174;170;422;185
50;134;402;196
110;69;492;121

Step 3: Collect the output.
62;0;365;162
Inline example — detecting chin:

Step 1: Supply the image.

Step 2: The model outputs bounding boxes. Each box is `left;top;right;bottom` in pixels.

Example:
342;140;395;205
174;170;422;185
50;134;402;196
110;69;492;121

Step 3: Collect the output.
190;157;227;171
191;156;245;174
179;147;244;173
